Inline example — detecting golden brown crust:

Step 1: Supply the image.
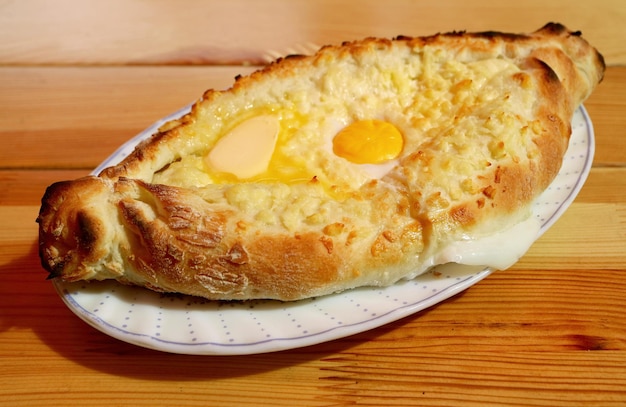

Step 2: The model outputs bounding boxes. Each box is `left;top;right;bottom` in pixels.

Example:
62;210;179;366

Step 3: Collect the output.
38;23;604;301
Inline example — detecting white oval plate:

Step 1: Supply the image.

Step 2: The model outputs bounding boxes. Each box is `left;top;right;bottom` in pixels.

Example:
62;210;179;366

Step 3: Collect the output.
53;106;594;355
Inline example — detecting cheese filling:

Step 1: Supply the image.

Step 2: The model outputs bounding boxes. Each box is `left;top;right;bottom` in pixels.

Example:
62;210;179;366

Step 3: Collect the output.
155;51;541;276
435;214;541;271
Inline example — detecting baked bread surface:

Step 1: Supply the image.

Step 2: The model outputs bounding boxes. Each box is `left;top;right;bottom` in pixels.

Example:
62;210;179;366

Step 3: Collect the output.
38;23;604;301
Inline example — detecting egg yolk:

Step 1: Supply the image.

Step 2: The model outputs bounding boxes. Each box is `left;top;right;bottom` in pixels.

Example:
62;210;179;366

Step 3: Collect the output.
332;120;403;164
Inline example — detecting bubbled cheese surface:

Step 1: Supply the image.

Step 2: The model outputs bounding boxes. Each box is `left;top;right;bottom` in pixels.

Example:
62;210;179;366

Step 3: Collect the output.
150;43;539;234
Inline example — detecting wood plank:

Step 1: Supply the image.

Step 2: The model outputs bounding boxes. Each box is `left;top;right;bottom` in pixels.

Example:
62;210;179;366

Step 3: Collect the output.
0;0;624;66
0;66;255;169
584;66;626;166
516;202;626;270
0;350;624;406
0;170;88;206
577;167;626;203
1;66;624;170
316;352;626;407
2;2;625;406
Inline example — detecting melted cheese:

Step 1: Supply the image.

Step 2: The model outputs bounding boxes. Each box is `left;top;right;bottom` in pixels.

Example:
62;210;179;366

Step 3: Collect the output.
151;50;541;260
435;215;541;270
206;115;280;179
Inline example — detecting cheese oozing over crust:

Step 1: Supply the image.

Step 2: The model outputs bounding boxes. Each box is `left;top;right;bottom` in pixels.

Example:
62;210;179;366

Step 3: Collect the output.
434;215;542;271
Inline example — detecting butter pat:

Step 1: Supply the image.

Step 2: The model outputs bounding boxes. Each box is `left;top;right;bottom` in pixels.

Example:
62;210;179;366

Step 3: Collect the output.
207;115;280;179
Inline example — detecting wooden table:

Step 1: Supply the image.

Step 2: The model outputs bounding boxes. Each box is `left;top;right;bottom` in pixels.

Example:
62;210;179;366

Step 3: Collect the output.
1;1;625;405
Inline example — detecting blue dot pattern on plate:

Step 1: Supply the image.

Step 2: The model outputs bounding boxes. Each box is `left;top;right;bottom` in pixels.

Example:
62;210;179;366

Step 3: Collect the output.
54;106;594;355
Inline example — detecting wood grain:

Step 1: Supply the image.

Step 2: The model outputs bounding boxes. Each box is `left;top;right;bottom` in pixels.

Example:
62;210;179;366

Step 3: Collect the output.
517;203;626;270
1;1;625;406
585;67;626;166
1;0;624;66
0;66;255;168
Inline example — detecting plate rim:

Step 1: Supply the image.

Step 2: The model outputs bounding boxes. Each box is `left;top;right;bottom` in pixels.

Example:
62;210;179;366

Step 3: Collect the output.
53;105;594;355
